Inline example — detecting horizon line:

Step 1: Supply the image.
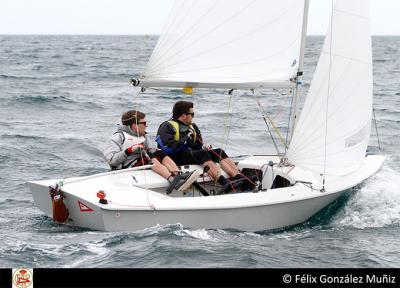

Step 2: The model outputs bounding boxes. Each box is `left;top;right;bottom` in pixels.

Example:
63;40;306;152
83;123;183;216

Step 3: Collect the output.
1;33;399;36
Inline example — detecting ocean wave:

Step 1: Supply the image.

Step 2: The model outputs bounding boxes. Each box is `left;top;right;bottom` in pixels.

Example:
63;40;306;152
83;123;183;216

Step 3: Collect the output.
137;223;184;237
0;74;38;80
33;65;44;71
2;235;111;267
374;59;389;63
23;54;39;59
331;163;400;229
1;133;48;141
176;228;213;240
1;35;399;268
15;94;74;104
0;198;33;208
63;62;80;67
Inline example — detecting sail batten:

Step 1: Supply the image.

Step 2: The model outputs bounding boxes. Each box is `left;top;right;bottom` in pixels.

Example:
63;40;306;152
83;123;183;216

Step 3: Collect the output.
142;0;305;88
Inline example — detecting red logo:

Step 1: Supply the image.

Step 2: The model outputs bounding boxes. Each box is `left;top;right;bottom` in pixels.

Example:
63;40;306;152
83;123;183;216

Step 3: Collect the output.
78;201;94;212
13;268;33;288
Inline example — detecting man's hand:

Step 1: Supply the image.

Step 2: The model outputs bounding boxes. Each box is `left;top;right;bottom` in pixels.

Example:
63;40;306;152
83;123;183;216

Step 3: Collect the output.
187;130;194;140
202;143;212;151
125;143;144;155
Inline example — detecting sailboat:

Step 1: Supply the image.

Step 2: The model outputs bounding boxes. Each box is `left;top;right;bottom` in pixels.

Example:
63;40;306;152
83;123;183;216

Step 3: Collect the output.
28;0;384;232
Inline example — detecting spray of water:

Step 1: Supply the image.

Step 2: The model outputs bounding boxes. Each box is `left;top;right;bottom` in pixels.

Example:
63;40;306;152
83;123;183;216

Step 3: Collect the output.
332;163;400;229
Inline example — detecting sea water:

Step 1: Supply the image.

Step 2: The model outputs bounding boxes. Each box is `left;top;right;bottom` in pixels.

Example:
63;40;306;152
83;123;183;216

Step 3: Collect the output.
0;35;399;268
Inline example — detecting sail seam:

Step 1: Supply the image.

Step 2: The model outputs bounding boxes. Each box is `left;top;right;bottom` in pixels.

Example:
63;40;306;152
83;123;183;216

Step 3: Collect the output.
146;0;188;73
289;74;367;155
146;36;300;81
147;0;258;74
289;58;353;151
146;1;301;77
148;0;223;71
320;51;372;65
149;40;300;80
290;120;371;158
334;9;370;21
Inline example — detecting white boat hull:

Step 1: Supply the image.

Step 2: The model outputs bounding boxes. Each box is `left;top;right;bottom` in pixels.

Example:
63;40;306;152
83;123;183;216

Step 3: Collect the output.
28;155;384;232
99;192;342;232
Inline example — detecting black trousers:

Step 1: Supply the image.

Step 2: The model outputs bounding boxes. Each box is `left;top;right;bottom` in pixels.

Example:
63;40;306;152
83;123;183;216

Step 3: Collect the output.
169;148;228;166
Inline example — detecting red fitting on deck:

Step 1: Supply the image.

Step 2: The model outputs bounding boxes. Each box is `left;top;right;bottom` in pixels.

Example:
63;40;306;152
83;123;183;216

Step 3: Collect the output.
97;190;106;199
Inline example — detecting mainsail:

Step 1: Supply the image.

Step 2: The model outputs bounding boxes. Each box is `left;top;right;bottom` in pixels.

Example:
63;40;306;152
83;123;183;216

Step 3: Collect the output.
141;0;306;89
288;0;373;176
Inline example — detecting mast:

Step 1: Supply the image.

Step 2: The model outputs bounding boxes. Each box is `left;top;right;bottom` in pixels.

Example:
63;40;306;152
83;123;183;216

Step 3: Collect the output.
288;0;310;145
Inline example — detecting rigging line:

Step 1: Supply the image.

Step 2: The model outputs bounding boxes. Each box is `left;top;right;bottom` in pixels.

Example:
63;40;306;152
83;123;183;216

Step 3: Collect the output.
272;88;288;97
373;108;381;151
107;200;154;209
253;91;281;155
322;0;335;191
198;141;258;188
285;88;295;155
254;91;287;150
130;88;149;184
191;128;257;187
220;90;235;152
148;0;258;73
147;1;299;75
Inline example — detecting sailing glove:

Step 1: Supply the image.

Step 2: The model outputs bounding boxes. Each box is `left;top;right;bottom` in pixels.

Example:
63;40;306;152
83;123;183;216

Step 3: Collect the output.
125;144;144;156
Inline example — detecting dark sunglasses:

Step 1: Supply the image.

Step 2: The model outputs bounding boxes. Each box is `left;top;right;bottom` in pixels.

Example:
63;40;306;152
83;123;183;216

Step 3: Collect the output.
185;112;194;117
138;121;147;125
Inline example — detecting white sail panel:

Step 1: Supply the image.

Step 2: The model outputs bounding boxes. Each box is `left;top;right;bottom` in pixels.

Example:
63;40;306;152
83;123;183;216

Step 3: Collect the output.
288;0;372;176
143;0;305;88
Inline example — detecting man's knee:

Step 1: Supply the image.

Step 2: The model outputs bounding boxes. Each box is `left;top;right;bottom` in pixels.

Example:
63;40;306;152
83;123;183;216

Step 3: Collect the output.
153;150;168;162
209;148;228;162
191;150;212;164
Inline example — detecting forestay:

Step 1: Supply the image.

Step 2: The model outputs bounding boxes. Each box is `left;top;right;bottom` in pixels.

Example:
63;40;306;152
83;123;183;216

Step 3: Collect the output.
141;0;305;89
288;0;373;176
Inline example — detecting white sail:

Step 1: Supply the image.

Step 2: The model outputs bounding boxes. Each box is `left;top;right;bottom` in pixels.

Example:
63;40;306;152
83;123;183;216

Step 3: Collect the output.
141;0;305;89
288;0;372;176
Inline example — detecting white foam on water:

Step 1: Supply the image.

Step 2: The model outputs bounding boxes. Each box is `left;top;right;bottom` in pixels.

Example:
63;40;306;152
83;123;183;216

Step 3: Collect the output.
138;223;183;237
332;164;400;229
180;229;213;240
66;241;110;267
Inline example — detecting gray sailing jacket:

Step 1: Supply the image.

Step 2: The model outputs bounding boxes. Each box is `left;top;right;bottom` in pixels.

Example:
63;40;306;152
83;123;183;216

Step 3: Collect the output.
103;124;153;170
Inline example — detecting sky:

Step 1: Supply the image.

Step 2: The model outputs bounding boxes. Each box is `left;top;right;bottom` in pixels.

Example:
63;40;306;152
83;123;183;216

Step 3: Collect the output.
1;0;399;35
